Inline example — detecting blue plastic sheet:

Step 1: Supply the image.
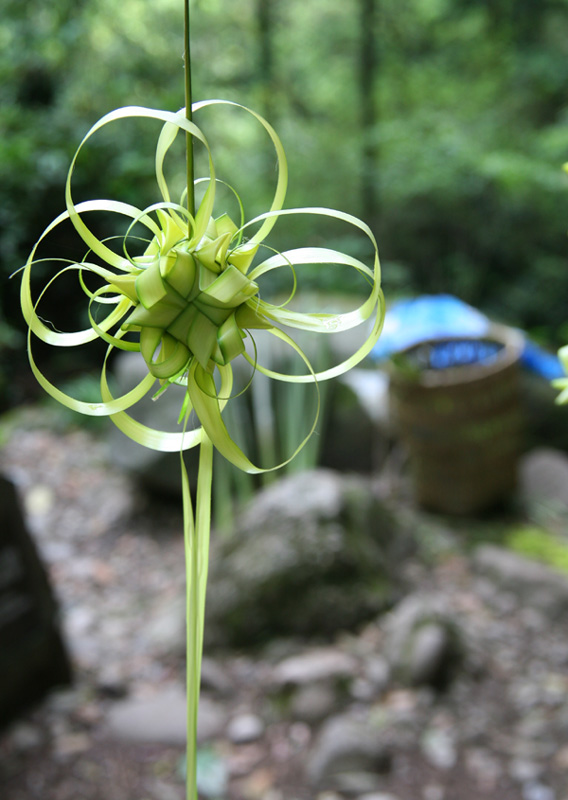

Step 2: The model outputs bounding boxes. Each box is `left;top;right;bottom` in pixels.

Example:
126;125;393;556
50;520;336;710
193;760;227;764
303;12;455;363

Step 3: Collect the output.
370;294;564;380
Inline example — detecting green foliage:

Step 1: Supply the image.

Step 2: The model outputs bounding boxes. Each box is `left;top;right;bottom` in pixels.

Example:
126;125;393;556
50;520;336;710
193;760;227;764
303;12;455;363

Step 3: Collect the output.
506;526;568;573
4;0;568;397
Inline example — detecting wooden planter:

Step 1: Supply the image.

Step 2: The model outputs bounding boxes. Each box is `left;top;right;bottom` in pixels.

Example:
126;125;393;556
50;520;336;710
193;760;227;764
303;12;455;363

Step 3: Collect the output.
389;325;524;514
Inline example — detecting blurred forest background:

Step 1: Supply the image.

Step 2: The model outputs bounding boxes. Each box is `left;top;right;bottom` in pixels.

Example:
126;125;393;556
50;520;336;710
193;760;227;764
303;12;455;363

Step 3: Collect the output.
2;0;568;409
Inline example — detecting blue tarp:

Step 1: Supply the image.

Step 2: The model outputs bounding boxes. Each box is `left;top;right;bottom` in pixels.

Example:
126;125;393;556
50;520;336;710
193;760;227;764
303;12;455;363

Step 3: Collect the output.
370;294;564;380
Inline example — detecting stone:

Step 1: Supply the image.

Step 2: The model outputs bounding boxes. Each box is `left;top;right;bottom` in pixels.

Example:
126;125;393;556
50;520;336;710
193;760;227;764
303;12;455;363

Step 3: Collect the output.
307;714;391;788
364;656;391;692
358;794;402;800
226;712;265;744
407;623;452;686
9;722;44;752
272;648;358;687
422;786;445;800
150;779;185;800
146;594;186;657
522;784;556;800
383;594;462;688
509;758;545;784
420;727;458;770
0;474;72;728
519;447;568;513
474;544;568;617
332;771;383;795
289;682;340;724
464;747;502;790
205;470;409;646
105;686;227;744
201;657;234;696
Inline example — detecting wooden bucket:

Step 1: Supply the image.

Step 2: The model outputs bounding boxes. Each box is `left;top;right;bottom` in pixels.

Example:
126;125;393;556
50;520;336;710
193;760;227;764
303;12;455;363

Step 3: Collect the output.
389;325;524;514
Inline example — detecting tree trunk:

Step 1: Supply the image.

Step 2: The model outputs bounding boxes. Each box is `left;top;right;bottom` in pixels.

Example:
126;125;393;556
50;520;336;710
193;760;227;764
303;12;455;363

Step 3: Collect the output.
359;0;378;222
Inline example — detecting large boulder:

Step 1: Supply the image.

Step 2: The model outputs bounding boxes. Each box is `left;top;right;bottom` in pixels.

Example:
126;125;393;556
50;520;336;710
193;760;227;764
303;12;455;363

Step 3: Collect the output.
0;475;72;728
205;469;410;646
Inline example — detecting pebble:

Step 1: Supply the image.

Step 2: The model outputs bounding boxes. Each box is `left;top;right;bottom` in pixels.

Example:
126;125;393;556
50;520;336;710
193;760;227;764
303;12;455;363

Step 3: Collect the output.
307;715;391;787
272;648;358;686
383;593;461;688
226;712;265;744
407;623;451;686
464;747;502;789
358;794;401;800
9;722;44;752
522;784;556;800
422;786;445;800
364;656;391;692
509;758;545;784
290;681;339;723
105;687;227;745
150;779;185;800
420;728;458;771
332;771;383;795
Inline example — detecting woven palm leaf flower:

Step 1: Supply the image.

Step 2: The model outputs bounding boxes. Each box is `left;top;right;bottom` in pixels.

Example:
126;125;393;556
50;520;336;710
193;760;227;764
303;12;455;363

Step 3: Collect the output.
20;103;383;800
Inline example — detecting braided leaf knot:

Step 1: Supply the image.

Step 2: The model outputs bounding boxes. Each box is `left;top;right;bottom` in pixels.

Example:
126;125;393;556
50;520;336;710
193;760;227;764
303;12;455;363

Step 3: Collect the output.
122;213;260;379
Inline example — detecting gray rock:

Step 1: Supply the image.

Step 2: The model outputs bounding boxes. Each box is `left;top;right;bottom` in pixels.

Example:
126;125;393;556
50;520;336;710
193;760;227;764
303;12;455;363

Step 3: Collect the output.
0;474;73;725
384;594;462;688
364;656;391;692
105;686;227;744
332;772;383;795
358;794;402;800
407;623;452;686
522;784;556;800
272;648;358;687
422;786;445;800
464;747;502;789
420;727;458;770
519;447;568;512
474;545;568;616
226;712;265;744
200;657;234;696
146;594;185;657
290;681;340;724
307;714;391;788
509;758;545;784
206;470;408;646
9;722;44;752
270;648;355;722
148;780;185;800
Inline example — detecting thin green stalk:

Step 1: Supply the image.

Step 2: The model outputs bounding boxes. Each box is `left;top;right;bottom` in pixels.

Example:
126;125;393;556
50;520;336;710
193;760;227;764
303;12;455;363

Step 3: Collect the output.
184;0;195;224
182;430;213;800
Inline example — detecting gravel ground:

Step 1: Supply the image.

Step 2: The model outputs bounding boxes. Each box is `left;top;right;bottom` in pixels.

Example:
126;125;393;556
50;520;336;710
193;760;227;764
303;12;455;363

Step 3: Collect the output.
2;414;568;800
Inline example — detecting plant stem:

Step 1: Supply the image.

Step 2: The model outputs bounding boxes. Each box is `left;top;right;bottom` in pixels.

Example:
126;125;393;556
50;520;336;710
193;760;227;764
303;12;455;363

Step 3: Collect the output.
184;0;195;225
182;431;213;800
